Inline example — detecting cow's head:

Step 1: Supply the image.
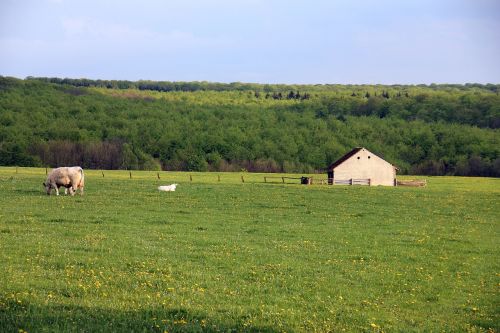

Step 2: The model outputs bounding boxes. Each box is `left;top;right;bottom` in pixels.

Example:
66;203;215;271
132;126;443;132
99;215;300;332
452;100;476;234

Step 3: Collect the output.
43;182;51;195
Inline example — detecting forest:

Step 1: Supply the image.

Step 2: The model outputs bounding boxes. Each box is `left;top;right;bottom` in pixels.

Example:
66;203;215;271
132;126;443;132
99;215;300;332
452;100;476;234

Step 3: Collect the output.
0;76;499;176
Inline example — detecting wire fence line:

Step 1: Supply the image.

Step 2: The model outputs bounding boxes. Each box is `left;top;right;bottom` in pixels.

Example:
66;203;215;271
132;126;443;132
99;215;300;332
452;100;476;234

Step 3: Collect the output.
4;167;424;187
2;167;320;185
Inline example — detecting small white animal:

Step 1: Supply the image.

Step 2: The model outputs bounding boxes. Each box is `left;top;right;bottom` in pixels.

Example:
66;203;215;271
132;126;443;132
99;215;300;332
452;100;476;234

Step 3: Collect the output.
158;184;178;192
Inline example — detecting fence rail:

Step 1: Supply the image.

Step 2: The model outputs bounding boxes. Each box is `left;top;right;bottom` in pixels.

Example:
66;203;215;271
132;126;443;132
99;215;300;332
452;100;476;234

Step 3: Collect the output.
352;179;370;185
310;178;371;186
264;176;303;184
5;167;376;187
397;179;427;187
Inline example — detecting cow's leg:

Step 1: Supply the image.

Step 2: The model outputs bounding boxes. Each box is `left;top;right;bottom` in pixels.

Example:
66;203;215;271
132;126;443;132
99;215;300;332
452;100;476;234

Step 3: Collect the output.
54;184;60;196
70;185;77;196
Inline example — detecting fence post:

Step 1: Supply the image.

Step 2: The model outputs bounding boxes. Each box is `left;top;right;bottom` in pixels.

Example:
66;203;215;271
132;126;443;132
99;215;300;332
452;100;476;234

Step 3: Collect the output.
369;178;371;186
241;175;245;183
46;167;48;175
102;171;104;178
218;175;220;182
129;171;132;179
157;172;160;180
190;175;193;182
16;166;18;174
282;177;285;183
264;177;267;183
350;179;353;185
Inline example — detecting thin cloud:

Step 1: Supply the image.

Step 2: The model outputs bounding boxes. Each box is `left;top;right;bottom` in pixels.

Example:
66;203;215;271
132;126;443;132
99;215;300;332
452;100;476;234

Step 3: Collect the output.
60;17;231;49
1;0;498;83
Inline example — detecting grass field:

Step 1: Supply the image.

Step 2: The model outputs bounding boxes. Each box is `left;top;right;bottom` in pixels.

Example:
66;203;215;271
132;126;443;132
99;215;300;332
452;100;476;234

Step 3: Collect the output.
0;168;498;332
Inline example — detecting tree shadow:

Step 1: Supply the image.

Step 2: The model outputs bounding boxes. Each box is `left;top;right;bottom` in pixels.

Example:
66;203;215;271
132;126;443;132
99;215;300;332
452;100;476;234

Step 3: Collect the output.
0;299;289;333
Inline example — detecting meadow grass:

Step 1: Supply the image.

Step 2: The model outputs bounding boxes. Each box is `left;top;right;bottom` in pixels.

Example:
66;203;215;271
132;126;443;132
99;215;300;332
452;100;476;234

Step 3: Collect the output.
0;168;498;332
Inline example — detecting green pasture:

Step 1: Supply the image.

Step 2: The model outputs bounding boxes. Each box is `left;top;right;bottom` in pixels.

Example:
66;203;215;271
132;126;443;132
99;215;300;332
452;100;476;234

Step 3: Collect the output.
0;168;498;332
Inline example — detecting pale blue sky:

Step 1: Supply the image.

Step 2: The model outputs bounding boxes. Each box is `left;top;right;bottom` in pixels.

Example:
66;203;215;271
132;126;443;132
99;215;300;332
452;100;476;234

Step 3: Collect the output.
1;0;499;84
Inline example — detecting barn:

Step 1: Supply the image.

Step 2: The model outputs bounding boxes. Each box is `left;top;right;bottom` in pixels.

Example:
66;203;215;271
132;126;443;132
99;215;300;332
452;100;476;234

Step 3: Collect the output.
327;147;397;186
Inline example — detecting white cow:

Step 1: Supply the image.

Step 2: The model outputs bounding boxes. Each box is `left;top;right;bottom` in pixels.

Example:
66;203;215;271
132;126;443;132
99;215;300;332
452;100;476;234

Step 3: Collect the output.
158;184;178;192
43;166;85;196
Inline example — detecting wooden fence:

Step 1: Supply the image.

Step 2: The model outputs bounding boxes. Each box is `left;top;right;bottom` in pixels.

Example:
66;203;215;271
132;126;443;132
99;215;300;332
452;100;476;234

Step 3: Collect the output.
397;179;427;187
263;176;304;184
263;176;371;186
8;167;377;186
312;178;371;186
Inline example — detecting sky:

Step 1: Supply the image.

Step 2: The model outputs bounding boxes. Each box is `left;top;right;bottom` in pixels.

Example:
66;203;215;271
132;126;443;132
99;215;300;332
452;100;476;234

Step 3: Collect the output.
1;0;499;84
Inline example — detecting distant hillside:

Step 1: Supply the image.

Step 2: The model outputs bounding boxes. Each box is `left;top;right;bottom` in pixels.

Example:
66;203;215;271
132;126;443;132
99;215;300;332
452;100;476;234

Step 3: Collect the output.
1;76;499;176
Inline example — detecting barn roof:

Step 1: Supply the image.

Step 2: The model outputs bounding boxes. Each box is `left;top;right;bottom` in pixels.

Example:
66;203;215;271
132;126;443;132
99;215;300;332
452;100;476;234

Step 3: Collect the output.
327;147;398;171
327;147;363;170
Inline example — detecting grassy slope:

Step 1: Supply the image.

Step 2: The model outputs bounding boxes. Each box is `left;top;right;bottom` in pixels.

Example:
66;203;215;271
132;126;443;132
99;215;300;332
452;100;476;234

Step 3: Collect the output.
0;168;498;332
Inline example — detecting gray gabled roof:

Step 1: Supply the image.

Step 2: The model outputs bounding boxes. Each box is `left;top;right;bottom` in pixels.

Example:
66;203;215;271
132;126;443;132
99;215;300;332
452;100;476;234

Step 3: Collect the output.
327;147;398;171
327;147;363;170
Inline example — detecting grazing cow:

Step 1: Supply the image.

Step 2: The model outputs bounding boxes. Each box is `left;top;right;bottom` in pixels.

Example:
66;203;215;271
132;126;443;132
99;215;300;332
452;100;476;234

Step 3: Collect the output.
43;166;85;196
158;184;178;192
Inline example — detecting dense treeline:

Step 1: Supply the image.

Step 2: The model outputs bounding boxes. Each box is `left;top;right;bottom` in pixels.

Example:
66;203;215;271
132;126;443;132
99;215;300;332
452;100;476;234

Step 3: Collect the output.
29;76;500;94
1;76;499;176
27;76;500;129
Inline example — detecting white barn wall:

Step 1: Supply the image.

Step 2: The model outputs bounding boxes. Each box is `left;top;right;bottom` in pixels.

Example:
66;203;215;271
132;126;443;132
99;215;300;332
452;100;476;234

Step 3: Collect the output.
332;148;396;186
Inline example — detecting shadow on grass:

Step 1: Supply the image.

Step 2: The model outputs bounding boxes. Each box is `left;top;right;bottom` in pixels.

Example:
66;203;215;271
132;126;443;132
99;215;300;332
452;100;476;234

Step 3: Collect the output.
11;188;46;196
0;299;288;333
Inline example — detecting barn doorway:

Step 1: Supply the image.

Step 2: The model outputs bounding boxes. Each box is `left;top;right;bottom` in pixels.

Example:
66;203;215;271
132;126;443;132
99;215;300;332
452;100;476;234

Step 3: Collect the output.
328;171;333;185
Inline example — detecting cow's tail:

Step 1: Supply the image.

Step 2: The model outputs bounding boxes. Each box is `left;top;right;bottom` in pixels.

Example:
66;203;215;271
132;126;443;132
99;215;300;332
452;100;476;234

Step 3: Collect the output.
77;167;85;195
79;167;84;186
